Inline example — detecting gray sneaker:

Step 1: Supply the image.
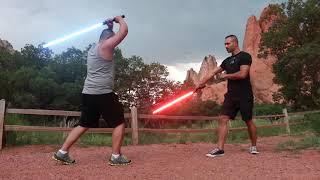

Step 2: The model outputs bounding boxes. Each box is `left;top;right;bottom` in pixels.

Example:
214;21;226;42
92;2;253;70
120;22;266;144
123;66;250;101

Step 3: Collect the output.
249;146;259;154
52;151;76;165
108;154;132;166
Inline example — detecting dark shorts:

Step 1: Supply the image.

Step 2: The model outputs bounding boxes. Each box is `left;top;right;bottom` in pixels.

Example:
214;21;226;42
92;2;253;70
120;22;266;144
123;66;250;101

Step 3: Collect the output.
79;93;125;128
221;95;253;121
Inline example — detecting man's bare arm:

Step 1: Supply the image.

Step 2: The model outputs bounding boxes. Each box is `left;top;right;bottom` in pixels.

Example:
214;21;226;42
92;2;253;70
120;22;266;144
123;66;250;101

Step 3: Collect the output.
197;66;224;87
99;16;128;60
221;65;250;80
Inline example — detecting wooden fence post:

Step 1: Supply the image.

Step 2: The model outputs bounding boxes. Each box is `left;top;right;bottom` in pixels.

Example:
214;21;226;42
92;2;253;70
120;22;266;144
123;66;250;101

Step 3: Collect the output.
282;108;291;135
0;99;6;150
130;106;139;145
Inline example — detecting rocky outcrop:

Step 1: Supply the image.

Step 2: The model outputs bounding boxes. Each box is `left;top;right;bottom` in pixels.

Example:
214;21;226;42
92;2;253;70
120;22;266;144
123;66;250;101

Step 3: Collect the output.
0;38;15;54
185;68;199;85
185;6;281;104
185;55;227;104
243;6;281;103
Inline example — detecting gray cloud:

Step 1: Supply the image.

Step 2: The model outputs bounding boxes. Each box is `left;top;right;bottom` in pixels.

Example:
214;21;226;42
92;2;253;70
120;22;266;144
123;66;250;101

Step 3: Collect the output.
0;0;284;65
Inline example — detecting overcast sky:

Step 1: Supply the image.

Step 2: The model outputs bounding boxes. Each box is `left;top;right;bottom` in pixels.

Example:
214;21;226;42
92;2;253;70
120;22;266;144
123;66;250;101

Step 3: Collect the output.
0;0;284;82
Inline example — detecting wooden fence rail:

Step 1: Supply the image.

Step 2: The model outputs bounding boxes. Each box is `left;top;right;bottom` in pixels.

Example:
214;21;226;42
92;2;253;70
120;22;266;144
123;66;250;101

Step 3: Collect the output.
1;99;313;150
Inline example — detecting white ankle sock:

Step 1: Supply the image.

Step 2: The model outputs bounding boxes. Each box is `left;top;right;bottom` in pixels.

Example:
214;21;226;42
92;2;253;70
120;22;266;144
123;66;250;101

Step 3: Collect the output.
59;149;68;154
112;154;120;158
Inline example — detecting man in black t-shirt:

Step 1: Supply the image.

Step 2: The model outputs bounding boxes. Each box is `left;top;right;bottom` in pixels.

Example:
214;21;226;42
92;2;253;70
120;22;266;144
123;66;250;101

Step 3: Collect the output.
196;35;259;157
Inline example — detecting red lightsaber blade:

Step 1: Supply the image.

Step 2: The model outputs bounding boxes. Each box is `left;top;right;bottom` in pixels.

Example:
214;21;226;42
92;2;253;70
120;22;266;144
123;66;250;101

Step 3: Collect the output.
152;85;205;114
152;91;195;114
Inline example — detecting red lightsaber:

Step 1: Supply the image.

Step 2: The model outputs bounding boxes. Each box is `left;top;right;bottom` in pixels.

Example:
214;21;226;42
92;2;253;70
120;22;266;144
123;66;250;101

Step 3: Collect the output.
152;85;205;114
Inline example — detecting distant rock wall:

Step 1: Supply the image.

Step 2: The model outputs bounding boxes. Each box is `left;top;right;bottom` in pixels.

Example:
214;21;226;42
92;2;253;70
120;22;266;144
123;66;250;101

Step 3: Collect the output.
243;6;280;103
0;38;15;54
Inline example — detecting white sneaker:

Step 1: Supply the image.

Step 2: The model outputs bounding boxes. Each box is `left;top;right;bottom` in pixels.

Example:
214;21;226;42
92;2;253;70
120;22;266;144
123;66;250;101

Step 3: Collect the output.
249;146;259;154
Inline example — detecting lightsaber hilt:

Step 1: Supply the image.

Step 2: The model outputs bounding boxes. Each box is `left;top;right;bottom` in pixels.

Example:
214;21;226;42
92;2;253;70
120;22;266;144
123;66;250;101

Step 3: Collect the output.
103;15;125;25
194;85;206;93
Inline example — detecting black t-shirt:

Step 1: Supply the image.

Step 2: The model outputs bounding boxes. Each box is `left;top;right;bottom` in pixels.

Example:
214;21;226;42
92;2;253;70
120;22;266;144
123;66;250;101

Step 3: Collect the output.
220;51;253;99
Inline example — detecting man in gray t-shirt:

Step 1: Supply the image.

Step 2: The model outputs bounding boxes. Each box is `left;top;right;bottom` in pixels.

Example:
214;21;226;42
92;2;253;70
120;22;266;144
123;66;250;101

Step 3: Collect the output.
53;16;131;166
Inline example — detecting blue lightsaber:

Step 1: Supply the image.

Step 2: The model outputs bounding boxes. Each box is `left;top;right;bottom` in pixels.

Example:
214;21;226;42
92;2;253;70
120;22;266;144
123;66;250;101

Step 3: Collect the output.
43;15;125;48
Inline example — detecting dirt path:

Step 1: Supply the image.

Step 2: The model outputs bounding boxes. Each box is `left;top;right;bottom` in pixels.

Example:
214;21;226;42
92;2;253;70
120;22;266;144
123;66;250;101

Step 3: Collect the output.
0;136;319;180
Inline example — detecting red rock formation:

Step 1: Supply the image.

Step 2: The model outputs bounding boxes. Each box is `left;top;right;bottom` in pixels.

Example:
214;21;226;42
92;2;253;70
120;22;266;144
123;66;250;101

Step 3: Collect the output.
243;6;281;103
185;55;227;104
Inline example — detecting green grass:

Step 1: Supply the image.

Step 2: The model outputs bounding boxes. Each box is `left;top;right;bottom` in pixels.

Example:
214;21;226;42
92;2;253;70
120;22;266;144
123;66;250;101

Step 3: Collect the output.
274;112;320;151
139;133;180;144
276;135;320;151
5;131;65;146
3;112;319;148
5;131;132;147
79;133;132;146
138;132;218;145
5;114;31;126
2;120;292;146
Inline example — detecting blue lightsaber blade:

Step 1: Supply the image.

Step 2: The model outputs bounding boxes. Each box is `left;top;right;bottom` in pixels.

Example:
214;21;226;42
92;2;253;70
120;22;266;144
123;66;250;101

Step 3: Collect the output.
43;23;102;48
43;15;125;48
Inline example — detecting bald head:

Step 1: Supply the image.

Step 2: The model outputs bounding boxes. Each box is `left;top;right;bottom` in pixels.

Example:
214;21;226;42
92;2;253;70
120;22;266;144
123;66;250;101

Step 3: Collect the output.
99;28;115;42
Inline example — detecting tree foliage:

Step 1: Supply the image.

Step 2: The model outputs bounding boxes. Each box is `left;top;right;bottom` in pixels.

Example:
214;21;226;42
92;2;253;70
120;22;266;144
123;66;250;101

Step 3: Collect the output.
260;0;320;110
114;53;183;112
0;44;182;112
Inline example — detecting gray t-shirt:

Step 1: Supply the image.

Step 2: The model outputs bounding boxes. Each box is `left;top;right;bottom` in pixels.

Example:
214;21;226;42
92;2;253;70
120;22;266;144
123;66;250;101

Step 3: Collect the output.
82;44;114;94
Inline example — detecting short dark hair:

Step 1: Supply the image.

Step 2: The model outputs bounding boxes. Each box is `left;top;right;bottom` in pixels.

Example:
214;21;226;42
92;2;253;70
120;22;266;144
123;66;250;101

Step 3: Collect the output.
99;28;115;42
225;35;238;44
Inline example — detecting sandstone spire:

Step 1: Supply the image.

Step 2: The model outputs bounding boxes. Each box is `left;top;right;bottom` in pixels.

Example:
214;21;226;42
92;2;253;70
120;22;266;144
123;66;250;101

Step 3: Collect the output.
0;38;15;54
